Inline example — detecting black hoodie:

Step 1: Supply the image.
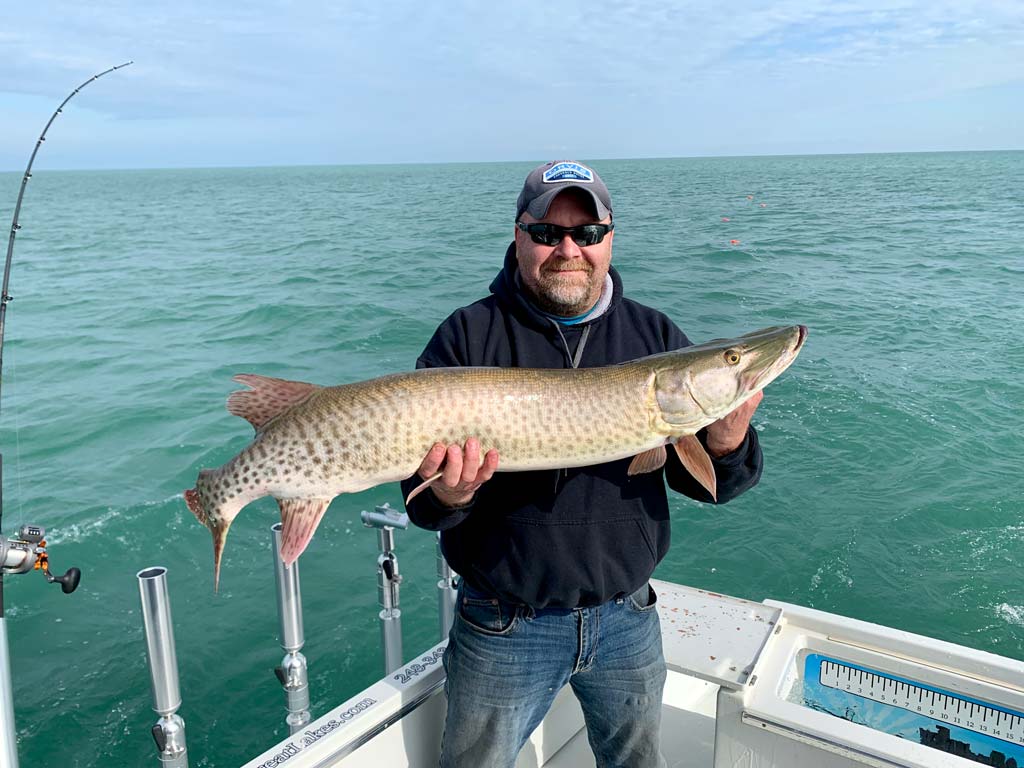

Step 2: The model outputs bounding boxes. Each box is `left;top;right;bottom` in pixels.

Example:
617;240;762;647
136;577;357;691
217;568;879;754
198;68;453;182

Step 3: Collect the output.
400;243;762;609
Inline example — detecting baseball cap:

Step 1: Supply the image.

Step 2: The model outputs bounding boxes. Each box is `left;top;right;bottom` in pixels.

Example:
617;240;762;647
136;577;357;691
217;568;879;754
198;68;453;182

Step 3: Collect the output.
516;161;612;221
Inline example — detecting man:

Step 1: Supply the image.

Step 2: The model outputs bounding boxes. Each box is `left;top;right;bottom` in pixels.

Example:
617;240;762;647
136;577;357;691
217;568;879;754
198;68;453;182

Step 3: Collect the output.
400;161;763;768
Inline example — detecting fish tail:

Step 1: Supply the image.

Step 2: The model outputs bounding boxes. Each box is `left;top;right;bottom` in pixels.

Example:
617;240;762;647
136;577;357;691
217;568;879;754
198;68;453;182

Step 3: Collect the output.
210;518;230;593
184;469;233;592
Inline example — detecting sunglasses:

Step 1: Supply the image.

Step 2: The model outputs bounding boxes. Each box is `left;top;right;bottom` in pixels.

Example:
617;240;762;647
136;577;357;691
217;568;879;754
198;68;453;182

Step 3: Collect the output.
516;221;614;247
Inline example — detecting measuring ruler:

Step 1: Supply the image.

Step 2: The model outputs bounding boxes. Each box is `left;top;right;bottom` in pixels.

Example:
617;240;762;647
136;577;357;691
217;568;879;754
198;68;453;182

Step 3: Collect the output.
804;653;1024;760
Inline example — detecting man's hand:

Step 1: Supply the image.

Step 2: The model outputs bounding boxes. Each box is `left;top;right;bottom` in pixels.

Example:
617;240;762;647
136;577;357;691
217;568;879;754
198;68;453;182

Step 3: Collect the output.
417;437;500;508
705;391;762;458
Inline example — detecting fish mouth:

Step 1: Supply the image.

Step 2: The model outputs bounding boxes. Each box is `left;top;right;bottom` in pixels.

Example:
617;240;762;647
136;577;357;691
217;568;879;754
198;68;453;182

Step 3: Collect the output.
796;324;808;351
748;325;807;391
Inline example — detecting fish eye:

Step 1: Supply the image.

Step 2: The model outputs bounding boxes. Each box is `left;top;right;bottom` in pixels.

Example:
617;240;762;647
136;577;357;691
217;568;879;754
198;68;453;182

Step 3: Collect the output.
724;349;741;365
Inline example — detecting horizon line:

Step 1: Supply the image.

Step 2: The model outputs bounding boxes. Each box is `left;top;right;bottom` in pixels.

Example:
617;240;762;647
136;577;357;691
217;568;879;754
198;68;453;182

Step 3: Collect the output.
0;147;1021;175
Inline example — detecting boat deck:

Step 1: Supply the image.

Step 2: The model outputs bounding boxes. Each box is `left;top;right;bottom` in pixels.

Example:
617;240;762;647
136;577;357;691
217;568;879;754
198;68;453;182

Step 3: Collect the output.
533;672;718;767
242;579;1024;768
243;579;769;768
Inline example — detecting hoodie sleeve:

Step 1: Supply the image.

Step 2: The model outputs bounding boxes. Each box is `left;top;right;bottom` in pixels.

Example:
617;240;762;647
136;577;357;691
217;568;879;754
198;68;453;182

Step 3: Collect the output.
400;312;478;531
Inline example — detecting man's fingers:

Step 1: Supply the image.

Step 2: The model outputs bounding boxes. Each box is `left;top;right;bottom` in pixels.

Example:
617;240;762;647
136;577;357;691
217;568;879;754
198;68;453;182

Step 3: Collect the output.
418;442;447;479
747;390;764;411
442;443;464;487
419;439;497;494
462;438;481;484
724;390;763;423
734;391;763;422
477;449;500;483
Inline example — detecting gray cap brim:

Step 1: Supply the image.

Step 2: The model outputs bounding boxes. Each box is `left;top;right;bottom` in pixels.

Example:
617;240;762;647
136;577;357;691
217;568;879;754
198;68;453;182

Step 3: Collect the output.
523;185;611;221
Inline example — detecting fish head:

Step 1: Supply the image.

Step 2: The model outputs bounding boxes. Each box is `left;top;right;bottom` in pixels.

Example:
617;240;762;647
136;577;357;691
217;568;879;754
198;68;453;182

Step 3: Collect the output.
652;325;807;432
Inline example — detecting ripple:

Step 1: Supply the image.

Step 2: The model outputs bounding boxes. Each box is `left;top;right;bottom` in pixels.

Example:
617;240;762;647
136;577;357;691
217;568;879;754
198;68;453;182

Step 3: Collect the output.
4;153;1024;767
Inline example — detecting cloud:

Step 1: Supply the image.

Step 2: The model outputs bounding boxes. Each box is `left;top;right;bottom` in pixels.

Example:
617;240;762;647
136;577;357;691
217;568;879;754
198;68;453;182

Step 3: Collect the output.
0;0;1021;167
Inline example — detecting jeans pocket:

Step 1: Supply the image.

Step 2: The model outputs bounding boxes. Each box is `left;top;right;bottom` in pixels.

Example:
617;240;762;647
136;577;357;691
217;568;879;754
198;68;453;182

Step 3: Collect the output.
458;587;521;635
626;583;658;613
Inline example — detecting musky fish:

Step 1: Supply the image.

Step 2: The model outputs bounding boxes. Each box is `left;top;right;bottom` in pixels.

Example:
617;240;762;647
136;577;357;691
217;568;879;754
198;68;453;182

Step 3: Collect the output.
185;325;807;588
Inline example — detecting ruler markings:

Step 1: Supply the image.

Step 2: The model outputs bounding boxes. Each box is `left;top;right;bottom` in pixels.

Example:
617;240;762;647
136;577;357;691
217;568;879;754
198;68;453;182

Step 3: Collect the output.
818;658;1024;746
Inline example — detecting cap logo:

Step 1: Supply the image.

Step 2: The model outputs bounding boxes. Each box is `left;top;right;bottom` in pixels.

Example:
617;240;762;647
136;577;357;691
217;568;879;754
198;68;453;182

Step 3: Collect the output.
543;162;594;184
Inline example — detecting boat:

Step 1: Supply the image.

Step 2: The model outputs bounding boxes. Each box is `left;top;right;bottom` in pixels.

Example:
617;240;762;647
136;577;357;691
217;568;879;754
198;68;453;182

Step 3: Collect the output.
235;583;1024;767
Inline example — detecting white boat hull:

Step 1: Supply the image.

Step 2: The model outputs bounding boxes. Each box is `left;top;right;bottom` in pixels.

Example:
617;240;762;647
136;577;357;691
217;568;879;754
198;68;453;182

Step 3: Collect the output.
242;579;1024;768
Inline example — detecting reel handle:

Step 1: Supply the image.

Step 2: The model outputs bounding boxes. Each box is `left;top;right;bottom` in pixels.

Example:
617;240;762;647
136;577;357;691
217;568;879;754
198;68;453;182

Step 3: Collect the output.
1;525;83;593
44;565;81;594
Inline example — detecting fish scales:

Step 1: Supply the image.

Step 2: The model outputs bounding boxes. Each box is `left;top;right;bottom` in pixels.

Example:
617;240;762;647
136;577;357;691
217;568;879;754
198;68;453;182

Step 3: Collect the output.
185;324;807;589
231;363;658;498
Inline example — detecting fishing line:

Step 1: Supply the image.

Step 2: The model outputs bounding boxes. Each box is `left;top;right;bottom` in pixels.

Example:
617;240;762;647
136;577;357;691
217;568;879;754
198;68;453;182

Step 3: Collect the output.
6;340;24;532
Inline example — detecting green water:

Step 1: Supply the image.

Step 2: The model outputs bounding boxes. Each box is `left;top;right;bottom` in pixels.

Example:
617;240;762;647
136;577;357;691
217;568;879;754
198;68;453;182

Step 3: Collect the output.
0;153;1021;767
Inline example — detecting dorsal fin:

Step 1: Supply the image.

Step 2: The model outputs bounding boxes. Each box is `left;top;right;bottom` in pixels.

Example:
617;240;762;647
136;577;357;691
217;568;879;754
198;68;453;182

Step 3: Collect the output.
227;374;320;431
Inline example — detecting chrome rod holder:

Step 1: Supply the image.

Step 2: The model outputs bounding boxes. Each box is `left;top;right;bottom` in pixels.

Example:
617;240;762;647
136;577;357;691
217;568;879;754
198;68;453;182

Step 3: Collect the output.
437;533;457;642
361;503;408;675
270;523;310;734
1;620;18;768
137;567;188;768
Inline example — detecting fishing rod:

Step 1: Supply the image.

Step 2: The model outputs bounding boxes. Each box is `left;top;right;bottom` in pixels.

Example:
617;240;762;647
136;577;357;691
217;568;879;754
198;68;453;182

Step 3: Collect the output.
0;61;132;768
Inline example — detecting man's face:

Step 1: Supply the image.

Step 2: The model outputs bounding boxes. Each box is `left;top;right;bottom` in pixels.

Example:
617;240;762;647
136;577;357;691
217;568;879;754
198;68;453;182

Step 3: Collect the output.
514;191;614;317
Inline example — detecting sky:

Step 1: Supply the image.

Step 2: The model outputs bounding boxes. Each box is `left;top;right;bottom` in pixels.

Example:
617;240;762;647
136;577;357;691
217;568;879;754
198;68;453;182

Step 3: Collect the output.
1;0;1022;170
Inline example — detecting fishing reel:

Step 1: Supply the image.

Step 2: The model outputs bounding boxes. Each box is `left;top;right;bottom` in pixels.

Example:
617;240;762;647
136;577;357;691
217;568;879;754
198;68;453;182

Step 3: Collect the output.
0;524;81;593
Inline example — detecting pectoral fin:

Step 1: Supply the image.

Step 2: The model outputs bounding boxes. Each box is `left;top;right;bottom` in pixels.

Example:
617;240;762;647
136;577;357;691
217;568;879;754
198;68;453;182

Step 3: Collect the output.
672;435;718;502
405;472;443;504
627;446;668;475
277;497;332;566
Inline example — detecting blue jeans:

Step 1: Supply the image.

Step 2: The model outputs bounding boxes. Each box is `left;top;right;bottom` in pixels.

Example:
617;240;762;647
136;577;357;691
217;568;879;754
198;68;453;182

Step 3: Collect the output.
440;581;666;768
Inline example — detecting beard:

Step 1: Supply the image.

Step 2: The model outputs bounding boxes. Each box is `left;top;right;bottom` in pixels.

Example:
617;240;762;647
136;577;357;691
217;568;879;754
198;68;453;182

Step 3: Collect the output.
529;266;599;316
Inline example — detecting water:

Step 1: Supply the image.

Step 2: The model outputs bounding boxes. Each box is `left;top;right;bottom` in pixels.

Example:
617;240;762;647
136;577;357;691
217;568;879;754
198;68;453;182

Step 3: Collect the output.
0;153;1021;767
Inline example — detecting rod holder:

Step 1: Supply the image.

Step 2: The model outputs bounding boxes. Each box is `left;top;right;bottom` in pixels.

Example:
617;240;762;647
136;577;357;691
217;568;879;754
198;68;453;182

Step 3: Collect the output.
437;533;457;642
137;567;188;768
270;523;310;734
361;503;408;675
1;619;19;768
